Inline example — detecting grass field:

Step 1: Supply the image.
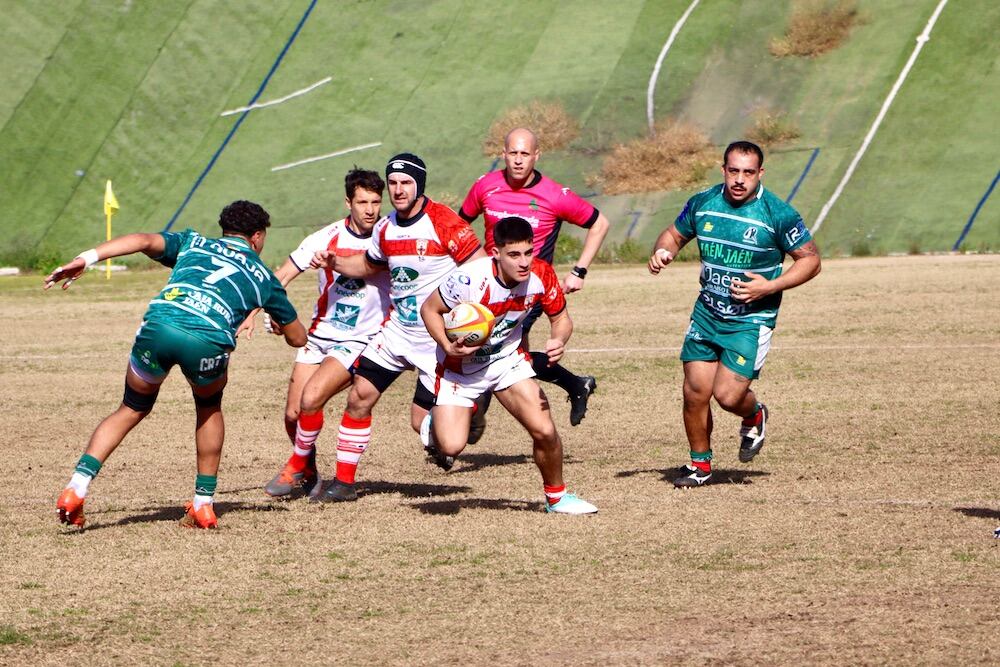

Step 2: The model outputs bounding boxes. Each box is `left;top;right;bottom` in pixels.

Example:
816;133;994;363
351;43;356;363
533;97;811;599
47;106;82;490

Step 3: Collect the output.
1;256;998;665
2;0;997;265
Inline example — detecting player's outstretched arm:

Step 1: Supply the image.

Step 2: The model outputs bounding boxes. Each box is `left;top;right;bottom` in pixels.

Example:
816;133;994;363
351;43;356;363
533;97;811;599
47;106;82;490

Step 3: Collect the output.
237;259;303;340
543;309;573;366
310;249;382;278
648;226;688;275
564;212;610;293
44;233;166;290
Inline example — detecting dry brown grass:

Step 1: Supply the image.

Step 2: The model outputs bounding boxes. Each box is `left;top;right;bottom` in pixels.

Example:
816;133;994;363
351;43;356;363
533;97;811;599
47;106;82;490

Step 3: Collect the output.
596;119;716;195
770;0;860;58
482;101;580;156
1;255;999;665
746;108;802;148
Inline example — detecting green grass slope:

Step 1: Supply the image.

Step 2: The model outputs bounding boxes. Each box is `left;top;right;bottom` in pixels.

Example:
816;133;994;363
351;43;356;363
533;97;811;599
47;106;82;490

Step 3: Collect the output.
0;0;996;268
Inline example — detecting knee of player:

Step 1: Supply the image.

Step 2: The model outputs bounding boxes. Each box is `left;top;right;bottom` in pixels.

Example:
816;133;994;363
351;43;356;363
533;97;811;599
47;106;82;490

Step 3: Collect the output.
683;383;712;407
712;388;744;412
527;421;559;445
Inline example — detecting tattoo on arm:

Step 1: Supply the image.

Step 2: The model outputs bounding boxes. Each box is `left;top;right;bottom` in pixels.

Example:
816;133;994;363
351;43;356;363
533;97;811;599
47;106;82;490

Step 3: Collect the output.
791;240;819;259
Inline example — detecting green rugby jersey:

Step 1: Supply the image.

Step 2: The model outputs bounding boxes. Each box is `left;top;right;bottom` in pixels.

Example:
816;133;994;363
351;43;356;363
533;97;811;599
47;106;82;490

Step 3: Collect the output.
142;229;297;348
674;184;812;328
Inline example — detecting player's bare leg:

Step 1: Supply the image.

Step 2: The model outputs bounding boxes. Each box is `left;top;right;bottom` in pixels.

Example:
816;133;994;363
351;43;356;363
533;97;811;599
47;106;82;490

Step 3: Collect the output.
430;405;473;459
267;358;350;498
283;362;320;443
677;361;717;487
711;365;768;463
181;375;228;529
57;366;160;527
495;379;596;514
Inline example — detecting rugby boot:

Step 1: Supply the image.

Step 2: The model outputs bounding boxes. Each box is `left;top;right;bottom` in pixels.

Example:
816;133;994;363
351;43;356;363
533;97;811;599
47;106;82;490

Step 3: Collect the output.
545;493;598;515
180;501;218;529
673;464;712;488
264;450;319;498
56;488;86;527
739;404;769;463
318;478;358;503
567;376;597;426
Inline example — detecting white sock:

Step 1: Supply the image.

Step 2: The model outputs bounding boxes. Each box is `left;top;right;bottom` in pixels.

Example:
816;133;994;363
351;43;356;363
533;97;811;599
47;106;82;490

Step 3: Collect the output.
68;472;92;498
192;494;213;511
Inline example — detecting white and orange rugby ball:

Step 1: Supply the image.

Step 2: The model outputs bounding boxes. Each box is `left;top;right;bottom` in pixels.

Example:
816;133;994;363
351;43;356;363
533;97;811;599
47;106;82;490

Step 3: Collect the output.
443;302;495;346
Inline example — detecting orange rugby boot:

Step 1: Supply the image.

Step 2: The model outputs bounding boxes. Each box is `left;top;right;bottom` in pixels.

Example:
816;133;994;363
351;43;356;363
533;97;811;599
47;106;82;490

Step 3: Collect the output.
180;501;218;529
56;488;86;527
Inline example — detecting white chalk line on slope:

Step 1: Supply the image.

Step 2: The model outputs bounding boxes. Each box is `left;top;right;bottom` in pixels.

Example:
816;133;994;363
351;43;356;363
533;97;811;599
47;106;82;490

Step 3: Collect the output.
220;76;332;116
646;0;701;134
811;0;950;234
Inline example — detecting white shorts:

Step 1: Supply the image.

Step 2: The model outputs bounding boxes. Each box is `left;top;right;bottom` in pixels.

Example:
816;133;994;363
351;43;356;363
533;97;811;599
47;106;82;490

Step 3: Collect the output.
360;321;437;392
435;352;536;408
295;335;369;369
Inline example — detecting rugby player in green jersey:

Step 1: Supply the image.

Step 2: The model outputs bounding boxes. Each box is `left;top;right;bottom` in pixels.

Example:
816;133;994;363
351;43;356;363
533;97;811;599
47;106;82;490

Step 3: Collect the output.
648;141;821;487
45;201;306;528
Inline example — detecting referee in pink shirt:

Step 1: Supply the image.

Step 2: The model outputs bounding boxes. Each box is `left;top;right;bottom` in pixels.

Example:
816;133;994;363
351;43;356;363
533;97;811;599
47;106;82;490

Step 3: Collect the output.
460;127;610;431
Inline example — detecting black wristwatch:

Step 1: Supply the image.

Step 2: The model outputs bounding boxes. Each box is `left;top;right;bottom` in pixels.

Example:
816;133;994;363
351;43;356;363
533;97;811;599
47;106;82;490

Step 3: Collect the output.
571;266;588;279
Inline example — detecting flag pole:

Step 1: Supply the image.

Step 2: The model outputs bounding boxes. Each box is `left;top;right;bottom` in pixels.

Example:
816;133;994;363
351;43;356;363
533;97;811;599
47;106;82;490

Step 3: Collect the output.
103;181;119;280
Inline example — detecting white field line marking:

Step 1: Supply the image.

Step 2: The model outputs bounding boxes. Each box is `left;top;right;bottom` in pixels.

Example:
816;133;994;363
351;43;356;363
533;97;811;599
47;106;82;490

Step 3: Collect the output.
646;0;701;134
271;141;382;172
220;76;332;116
3;343;996;361
811;0;949;234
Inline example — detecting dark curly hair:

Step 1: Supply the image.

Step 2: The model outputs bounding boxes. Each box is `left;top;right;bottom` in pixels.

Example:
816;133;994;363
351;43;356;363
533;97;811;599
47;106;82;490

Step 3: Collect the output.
345;168;385;200
218;200;271;237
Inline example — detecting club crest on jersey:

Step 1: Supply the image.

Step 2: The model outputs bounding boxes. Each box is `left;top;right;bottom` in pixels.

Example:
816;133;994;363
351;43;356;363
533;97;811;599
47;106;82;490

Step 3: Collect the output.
703;221;714;232
163;287;183;301
742;227;758;244
416;239;428;261
332;304;360;329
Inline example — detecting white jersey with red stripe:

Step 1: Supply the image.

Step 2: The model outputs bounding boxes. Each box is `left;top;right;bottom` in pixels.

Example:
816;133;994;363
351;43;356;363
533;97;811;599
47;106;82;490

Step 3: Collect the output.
437;256;566;375
366;198;481;336
287;218;391;343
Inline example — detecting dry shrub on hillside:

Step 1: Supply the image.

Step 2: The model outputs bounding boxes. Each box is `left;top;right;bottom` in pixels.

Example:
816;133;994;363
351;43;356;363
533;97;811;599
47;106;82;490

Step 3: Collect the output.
746;108;801;147
770;0;859;58
597;120;716;195
482;101;580;155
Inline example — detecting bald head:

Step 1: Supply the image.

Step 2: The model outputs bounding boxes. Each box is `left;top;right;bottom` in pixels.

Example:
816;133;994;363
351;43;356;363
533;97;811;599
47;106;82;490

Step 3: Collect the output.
504;127;538;152
502;127;540;186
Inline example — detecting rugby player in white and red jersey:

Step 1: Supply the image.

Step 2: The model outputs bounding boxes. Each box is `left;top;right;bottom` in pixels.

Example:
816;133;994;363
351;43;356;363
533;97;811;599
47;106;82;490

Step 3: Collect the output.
309;153;486;502
420;216;597;514
460;127;610;428
255;169;392;499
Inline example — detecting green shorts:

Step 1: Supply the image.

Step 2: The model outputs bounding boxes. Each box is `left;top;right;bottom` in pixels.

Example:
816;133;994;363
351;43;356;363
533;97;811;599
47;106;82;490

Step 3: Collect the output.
679;308;773;380
130;320;230;387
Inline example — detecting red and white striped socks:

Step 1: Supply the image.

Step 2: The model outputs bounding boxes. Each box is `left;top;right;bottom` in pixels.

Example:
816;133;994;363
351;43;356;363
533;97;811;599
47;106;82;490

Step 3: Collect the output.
335;412;372;484
288;410;324;472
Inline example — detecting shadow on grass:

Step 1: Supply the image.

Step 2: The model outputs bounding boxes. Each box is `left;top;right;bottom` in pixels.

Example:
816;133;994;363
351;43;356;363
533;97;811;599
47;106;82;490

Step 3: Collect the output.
410;497;544;515
70;501;289;532
616;467;770;485
450;452;532;474
954;507;1000;520
357;480;472;499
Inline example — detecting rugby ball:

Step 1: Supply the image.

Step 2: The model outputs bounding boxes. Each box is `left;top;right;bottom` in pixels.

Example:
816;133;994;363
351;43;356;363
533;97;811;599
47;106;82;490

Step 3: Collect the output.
443;302;495;346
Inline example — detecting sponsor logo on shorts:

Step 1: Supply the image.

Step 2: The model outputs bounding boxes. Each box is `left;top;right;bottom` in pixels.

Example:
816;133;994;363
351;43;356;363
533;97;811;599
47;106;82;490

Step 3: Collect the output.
736;355;747;366
685;322;703;340
332;303;361;329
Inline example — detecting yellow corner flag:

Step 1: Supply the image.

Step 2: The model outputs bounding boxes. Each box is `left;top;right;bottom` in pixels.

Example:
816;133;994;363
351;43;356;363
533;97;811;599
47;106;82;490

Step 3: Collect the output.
104;180;119;279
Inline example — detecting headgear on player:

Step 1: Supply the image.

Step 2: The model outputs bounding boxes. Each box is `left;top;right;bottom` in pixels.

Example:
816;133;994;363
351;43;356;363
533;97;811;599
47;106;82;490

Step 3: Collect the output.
385;153;427;198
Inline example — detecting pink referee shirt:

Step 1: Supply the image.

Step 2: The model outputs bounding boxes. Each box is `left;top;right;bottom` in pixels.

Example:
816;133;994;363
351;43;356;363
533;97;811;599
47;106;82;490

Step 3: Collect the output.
460;170;600;262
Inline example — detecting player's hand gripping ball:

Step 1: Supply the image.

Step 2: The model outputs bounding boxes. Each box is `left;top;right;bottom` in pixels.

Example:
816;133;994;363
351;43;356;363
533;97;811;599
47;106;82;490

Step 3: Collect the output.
443;302;495;347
